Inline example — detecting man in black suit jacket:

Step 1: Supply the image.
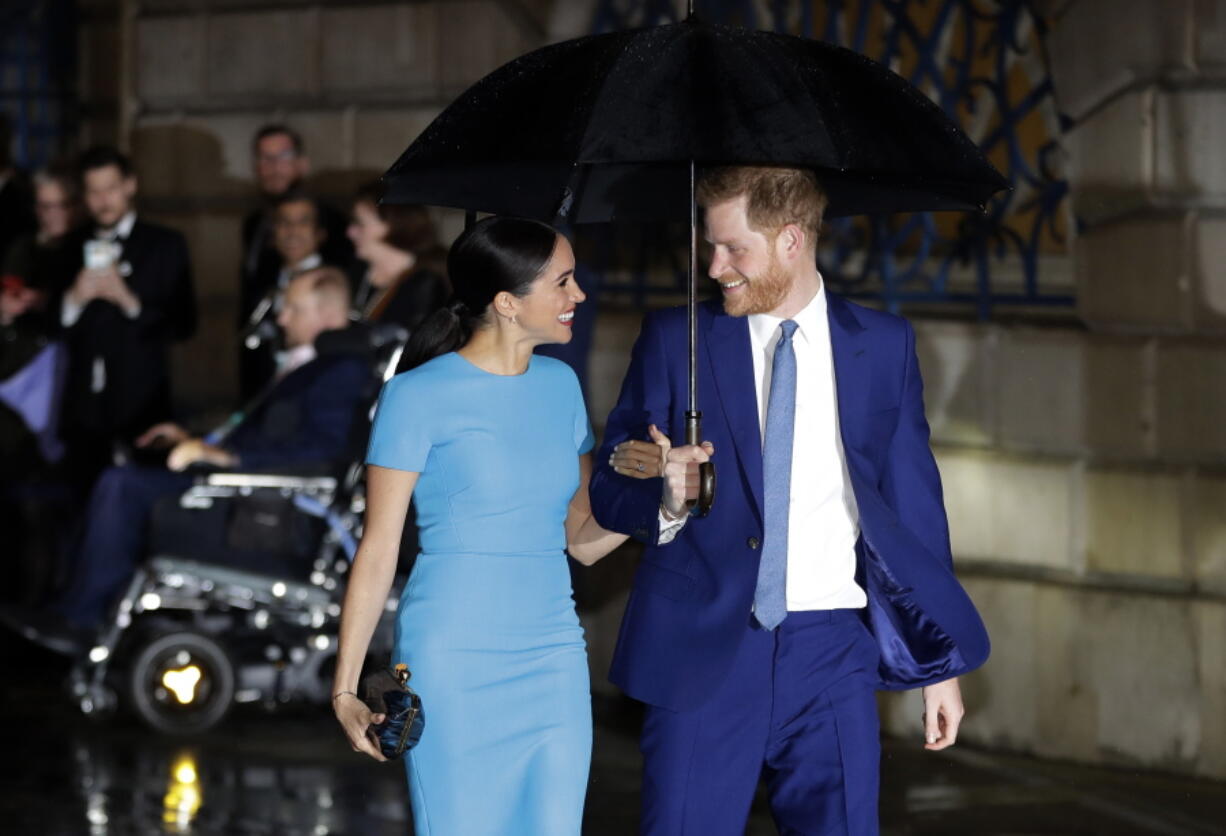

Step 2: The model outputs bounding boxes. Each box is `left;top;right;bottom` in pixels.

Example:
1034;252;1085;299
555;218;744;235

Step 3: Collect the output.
60;145;196;484
34;268;370;638
240;125;351;398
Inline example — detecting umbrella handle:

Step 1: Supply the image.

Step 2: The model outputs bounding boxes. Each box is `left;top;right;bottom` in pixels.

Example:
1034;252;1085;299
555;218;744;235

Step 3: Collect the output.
685;411;715;516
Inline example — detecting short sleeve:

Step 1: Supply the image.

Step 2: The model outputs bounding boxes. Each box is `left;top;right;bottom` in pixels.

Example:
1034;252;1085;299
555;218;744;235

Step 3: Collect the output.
572;373;595;455
366;373;432;472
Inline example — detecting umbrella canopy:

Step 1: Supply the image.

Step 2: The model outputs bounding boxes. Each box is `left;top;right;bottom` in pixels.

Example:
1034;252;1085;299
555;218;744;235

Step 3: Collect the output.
382;17;1007;222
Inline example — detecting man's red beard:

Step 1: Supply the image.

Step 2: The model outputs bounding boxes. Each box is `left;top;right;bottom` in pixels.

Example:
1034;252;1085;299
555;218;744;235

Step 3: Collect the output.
720;250;792;317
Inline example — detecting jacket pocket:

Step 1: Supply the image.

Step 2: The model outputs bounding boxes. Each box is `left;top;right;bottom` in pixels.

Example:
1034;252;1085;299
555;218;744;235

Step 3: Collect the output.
632;559;698;602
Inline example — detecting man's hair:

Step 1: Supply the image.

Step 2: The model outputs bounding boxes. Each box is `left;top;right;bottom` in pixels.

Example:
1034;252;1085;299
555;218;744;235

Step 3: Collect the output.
696;166;827;244
294;265;351;313
273;190;322;227
78;145;135;179
253;123;304;155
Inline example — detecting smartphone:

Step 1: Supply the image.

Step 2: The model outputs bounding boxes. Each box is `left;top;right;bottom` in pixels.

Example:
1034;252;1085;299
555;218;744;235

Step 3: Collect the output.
84;240;121;270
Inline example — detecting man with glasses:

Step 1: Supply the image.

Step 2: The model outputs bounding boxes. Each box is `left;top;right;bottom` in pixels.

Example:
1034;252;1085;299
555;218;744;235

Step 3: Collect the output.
239;124;352;398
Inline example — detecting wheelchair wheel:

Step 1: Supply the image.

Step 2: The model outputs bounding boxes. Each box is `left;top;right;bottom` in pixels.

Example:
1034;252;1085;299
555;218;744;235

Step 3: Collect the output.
127;631;235;735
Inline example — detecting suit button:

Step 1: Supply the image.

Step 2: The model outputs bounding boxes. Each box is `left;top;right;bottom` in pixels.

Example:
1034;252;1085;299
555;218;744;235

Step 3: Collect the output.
747;537;760;550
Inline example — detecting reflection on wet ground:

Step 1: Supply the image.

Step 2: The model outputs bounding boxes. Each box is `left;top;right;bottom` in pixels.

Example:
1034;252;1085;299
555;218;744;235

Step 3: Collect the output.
2;643;1223;835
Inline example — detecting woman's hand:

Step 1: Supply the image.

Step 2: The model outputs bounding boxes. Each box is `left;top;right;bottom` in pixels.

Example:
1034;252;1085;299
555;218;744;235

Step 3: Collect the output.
334;692;388;762
609;439;663;479
648;424;713;519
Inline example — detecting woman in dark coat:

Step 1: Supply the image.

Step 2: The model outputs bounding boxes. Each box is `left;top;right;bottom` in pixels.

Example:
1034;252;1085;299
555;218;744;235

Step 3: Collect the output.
347;182;448;333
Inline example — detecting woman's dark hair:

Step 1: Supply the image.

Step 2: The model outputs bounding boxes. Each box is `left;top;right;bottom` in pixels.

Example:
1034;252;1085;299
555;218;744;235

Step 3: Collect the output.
400;216;559;372
353;180;440;256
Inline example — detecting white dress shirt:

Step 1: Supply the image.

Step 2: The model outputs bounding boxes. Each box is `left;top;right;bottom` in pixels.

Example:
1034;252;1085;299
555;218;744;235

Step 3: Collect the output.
660;284;867;611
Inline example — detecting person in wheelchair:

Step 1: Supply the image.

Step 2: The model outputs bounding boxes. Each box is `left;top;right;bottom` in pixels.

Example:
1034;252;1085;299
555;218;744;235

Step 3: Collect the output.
5;266;366;652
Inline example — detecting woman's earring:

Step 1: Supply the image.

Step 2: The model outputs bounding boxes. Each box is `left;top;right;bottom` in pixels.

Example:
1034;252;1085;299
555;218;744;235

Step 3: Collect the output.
511;315;518;325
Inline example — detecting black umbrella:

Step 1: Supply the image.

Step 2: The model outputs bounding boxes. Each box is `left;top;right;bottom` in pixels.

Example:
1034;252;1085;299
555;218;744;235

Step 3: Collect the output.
382;15;1007;513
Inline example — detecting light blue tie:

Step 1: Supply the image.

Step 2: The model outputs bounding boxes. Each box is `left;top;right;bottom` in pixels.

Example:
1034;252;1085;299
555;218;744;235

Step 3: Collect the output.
754;319;798;630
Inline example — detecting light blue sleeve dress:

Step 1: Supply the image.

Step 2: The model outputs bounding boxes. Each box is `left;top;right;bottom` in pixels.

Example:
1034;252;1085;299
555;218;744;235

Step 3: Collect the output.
367;351;594;836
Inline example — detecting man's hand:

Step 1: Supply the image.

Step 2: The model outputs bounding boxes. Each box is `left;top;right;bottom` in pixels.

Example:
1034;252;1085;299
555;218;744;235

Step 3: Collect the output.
136;422;189;449
67;267;104;307
921;677;964;751
91;267;140;314
649;424;714;519
167;439;237;472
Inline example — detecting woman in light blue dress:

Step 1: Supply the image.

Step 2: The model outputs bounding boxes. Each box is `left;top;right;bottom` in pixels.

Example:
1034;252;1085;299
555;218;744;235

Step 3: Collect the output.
331;217;633;835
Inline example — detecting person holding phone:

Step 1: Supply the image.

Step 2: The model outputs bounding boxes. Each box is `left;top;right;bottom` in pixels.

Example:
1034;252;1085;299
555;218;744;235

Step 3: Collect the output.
59;145;196;487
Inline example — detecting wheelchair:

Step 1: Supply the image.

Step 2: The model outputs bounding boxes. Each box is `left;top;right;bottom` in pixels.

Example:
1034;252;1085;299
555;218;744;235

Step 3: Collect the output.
68;323;411;735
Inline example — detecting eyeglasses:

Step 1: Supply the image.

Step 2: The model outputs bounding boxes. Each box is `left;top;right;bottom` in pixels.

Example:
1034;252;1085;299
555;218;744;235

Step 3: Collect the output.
257;151;299;164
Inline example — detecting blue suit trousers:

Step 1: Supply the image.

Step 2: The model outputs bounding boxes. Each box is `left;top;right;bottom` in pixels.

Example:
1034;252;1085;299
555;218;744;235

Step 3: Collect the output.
640;610;881;836
57;465;192;627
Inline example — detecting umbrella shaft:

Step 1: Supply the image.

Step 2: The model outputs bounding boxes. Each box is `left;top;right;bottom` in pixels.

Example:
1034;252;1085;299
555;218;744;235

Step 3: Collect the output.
689;158;697;412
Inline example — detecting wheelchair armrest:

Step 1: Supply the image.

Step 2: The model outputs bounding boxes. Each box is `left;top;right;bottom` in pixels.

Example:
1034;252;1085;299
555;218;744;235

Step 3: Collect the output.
200;473;338;493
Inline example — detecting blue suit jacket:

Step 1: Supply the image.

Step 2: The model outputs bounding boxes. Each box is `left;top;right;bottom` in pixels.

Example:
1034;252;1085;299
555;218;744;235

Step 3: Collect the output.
227;352;370;471
590;292;990;712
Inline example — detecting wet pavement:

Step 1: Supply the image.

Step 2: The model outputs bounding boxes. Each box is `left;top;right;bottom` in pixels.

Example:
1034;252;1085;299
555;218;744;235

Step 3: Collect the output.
1;641;1223;835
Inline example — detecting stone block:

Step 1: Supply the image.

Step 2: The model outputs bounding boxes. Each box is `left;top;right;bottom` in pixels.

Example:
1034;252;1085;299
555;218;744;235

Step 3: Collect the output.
1154;89;1226;200
283;111;349;174
1077;592;1202;769
995;328;1085;453
1065;88;1154;211
936;449;1077;571
1193;0;1226;71
1189;473;1226;594
320;4;438;95
136;14;205;103
437;1;537;91
1193;215;1226;325
911;321;996;447
207;9;318;98
1048;0;1195;120
1082;336;1154;457
1032;584;1099;760
941;578;1041;750
1075;213;1193;331
1154;341;1226;459
131;117;249;200
1082;466;1187;579
1195;602;1226;777
354;108;442;171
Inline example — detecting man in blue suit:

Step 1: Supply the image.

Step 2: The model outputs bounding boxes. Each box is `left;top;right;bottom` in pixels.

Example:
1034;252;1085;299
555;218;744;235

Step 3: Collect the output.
29;267;369;640
591;166;989;835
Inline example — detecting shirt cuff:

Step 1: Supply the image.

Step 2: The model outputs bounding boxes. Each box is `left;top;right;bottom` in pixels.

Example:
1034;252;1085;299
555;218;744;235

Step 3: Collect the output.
61;296;83;327
657;506;688;544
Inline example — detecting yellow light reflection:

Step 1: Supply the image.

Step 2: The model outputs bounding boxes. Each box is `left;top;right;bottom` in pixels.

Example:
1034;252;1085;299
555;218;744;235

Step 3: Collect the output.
163;753;202;832
161;664;203;704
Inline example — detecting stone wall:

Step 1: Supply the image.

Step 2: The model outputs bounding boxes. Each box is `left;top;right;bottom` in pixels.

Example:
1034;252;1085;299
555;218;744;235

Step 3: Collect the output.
77;0;550;412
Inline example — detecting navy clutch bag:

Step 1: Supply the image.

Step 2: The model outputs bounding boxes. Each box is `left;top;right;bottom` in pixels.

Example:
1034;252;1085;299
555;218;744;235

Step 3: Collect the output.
362;663;425;760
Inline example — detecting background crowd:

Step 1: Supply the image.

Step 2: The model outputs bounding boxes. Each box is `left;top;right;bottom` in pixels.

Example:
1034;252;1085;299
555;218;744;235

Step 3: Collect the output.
0;116;451;626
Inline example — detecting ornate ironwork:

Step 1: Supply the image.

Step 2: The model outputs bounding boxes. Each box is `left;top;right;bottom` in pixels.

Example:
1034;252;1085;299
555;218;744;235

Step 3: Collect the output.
589;0;1073;318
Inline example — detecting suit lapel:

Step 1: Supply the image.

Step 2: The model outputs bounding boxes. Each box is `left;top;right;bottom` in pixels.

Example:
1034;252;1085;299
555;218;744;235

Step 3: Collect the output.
702;303;765;523
827;290;871;460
